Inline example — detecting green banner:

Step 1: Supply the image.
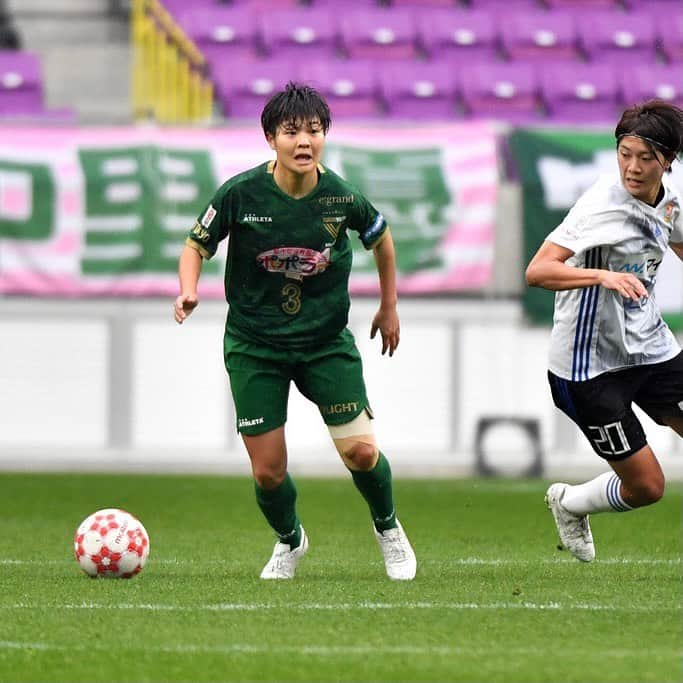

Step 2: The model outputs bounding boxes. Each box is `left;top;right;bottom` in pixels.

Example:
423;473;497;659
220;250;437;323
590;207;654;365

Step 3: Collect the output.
509;128;683;330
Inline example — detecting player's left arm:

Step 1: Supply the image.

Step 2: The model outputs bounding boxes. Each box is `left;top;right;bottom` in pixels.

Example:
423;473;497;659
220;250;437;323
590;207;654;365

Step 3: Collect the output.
370;230;400;357
670;241;683;262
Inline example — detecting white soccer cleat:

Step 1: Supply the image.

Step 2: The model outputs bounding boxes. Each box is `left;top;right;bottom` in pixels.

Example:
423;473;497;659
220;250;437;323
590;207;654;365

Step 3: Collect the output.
545;483;595;562
374;519;417;580
259;526;309;579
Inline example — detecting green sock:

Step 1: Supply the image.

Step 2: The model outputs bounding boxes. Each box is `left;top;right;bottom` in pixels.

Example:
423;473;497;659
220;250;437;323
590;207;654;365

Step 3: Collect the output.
254;474;302;549
350;451;397;533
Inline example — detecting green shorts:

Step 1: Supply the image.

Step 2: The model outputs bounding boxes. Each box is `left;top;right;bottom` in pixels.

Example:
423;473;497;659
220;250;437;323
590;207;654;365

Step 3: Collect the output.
224;327;371;436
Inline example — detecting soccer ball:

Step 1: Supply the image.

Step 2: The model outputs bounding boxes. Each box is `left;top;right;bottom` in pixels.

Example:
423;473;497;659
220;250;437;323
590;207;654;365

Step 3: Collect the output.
74;508;150;578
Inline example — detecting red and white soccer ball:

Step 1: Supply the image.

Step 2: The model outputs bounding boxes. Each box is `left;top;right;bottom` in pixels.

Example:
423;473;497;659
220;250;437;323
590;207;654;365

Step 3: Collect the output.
74;508;150;578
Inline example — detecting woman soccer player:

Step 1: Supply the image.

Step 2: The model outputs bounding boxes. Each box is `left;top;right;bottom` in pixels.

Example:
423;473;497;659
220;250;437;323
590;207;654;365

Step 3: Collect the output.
526;99;683;561
173;82;416;580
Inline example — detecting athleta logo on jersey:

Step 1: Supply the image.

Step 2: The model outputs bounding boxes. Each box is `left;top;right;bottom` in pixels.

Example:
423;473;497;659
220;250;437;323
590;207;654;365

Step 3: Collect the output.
257;246;330;276
242;213;273;223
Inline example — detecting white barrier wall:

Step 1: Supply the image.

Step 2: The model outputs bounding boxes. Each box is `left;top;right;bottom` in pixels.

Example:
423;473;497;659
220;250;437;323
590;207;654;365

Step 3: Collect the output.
1;297;681;480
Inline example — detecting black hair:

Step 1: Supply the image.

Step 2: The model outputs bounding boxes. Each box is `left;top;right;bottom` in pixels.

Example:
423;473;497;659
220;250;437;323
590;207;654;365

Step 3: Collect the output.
615;99;683;172
260;81;331;138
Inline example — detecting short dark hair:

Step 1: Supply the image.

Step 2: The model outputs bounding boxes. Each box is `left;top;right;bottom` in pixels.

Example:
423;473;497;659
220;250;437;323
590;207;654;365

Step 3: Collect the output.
615;99;683;172
261;82;331;138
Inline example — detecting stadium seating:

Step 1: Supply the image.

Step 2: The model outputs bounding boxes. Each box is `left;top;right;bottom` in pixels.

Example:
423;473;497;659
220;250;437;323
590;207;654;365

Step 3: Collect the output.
0;50;43;115
654;9;683;63
577;10;658;65
308;0;381;6
390;0;459;6
499;10;580;63
159;0;681;124
176;6;260;69
299;59;382;119
213;58;296;119
543;0;620;8
379;58;458;120
416;9;498;64
467;0;542;9
459;61;543;124
339;7;419;60
540;62;621;124
620;64;683;109
259;7;340;61
622;0;681;9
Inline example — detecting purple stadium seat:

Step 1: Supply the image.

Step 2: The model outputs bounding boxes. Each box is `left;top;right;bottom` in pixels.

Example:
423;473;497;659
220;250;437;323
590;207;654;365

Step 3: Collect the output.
339;8;418;60
416;9;498;64
391;0;458;6
459;61;542;124
621;0;681;9
298;59;382;119
236;0;300;6
655;9;683;63
0;51;43;116
621;64;683;108
259;7;339;61
308;0;380;6
468;0;542;9
544;0;619;8
378;59;458;120
499;10;581;62
577;10;658;65
160;0;213;22
176;7;260;69
540;62;621;124
213;58;298;119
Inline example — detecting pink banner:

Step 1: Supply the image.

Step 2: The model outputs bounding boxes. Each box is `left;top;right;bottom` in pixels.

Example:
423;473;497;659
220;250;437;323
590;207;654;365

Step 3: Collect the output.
0;123;498;297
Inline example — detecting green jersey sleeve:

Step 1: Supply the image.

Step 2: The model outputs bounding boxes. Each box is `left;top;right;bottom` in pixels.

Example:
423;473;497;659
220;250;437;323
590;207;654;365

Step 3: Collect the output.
347;191;388;250
185;182;232;259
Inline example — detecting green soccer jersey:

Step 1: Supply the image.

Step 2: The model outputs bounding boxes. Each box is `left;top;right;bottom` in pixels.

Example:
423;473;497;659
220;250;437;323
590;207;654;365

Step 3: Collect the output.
186;161;388;349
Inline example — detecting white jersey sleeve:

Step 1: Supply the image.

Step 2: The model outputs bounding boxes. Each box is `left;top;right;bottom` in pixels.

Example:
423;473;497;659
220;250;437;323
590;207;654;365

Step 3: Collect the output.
546;176;624;255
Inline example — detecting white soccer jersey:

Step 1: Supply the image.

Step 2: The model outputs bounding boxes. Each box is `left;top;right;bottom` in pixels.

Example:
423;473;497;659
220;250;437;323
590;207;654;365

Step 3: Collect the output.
546;173;683;381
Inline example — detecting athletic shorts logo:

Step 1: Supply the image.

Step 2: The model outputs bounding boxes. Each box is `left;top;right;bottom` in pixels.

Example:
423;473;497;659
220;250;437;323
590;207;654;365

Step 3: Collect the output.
238;416;264;428
321;401;359;416
201;205;216;228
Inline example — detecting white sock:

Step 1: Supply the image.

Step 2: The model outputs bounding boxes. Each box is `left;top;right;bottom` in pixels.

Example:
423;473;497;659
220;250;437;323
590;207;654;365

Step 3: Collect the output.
561;472;633;515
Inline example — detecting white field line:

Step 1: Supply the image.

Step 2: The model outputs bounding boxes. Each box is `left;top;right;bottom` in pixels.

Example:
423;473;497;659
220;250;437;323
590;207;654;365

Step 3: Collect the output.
0;640;679;659
2;601;680;613
1;557;681;566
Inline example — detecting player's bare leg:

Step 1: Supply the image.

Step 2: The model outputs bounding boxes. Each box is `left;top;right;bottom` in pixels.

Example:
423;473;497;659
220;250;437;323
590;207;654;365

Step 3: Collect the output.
242;427;307;579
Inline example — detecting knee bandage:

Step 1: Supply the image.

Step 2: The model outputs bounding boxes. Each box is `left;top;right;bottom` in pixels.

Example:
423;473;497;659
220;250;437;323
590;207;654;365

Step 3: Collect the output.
328;410;376;456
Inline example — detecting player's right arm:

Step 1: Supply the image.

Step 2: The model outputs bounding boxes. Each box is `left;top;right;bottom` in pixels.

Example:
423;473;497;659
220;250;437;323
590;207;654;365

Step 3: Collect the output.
174;244;203;324
525;240;648;301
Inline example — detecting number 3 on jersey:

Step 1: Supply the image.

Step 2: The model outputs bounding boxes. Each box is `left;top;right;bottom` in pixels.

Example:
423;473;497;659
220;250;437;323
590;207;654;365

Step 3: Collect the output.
281;282;302;315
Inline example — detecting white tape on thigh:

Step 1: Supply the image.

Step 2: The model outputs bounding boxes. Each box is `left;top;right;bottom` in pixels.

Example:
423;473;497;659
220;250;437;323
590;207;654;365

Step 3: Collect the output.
328;410;374;440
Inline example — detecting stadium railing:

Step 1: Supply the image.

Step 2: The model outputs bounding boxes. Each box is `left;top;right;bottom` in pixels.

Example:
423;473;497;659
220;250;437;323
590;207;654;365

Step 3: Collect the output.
131;0;213;124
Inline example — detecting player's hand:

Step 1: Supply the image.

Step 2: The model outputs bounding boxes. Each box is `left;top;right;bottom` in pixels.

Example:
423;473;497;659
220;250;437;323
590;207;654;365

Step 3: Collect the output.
174;294;198;324
599;271;648;302
370;306;400;356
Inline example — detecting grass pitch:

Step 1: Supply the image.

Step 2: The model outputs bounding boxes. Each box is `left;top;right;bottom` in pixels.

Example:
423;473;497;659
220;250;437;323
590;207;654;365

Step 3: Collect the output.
0;473;680;683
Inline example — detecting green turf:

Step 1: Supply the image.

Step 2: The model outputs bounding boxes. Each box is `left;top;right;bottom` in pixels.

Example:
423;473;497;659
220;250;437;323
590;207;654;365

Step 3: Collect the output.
0;473;681;683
